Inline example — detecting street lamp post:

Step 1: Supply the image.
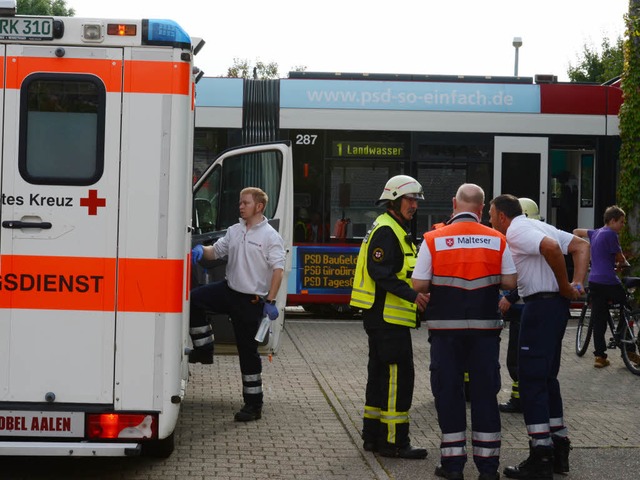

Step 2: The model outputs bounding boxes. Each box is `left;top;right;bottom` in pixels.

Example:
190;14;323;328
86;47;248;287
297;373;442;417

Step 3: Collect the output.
513;37;523;77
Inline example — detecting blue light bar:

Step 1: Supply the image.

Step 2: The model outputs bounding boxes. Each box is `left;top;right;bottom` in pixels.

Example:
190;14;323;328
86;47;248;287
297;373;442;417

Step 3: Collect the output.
142;19;191;49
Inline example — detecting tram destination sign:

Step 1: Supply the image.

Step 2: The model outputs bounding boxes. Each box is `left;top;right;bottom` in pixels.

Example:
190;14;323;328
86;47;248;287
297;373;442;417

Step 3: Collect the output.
332;141;406;158
0;17;53;41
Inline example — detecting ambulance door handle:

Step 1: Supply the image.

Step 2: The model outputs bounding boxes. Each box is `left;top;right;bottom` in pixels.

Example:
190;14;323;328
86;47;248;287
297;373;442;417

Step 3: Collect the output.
2;220;53;229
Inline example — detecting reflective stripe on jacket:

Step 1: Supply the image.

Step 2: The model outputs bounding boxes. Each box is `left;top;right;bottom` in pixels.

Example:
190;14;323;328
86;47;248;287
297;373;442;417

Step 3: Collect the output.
423;216;505;332
350;214;418;327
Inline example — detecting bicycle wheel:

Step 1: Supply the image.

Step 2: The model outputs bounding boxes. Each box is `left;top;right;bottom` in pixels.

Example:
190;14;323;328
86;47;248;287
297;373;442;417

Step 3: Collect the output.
620;309;640;375
575;301;593;356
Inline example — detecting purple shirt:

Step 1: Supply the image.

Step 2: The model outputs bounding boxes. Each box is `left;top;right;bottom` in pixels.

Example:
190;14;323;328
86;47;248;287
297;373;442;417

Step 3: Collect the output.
587;226;621;285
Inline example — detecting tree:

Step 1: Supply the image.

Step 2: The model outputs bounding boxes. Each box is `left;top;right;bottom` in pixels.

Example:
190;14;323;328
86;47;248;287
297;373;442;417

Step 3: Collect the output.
17;0;74;16
227;58;279;79
226;59;307;79
567;37;623;83
618;1;640;271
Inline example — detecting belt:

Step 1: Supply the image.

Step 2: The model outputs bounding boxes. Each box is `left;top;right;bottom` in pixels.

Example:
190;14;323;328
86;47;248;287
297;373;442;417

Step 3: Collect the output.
523;292;561;303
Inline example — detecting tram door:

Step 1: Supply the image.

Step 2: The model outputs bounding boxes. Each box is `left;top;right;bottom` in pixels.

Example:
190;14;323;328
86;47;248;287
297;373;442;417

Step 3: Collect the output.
493;136;548;220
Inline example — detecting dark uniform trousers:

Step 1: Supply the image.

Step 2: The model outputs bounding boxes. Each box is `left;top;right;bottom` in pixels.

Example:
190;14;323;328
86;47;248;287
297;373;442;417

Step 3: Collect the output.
190;280;264;406
363;328;414;449
519;296;570;445
505;305;522;397
430;334;501;474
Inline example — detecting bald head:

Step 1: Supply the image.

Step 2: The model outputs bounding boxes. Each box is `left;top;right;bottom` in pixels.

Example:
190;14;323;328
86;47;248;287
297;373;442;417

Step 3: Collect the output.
453;183;485;216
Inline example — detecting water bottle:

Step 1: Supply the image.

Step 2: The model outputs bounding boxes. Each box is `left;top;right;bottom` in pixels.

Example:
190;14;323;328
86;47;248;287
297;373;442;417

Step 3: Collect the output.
255;315;271;342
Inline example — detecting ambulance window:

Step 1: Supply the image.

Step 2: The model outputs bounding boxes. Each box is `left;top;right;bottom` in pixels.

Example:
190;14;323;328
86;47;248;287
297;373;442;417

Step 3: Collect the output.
19;74;105;185
218;150;283;229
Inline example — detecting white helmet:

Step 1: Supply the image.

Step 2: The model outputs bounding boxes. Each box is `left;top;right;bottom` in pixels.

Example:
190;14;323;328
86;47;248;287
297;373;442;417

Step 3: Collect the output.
519;197;541;220
376;175;424;205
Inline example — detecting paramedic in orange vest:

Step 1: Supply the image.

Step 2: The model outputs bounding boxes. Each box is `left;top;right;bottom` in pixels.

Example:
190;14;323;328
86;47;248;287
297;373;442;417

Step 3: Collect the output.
350;175;429;460
412;183;517;480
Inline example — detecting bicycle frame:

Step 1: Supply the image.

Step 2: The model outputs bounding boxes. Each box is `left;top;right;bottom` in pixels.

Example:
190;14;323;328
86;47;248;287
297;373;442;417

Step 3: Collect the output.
575;277;640;375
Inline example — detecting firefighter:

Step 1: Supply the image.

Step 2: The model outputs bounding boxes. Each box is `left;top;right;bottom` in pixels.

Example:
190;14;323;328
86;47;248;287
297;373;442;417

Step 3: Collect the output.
412;183;517;480
350;175;429;459
490;194;589;479
499;197;541;414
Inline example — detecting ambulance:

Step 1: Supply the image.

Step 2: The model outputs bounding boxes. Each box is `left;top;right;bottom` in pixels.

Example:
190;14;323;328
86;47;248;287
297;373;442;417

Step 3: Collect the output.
0;2;293;457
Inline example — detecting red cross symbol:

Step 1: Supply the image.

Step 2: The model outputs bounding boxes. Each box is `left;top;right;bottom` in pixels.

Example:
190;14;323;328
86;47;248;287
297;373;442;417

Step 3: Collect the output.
80;189;106;215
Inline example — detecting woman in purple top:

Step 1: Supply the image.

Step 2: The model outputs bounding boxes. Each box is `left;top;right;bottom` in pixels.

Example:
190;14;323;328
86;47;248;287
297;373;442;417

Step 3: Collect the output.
574;205;635;368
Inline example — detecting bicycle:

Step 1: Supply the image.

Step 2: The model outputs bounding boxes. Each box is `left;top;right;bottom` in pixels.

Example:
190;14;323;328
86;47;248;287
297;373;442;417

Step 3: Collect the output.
575;276;640;375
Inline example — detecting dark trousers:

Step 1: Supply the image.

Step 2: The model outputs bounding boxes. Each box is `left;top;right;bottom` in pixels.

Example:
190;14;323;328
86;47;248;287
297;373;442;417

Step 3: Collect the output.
505;307;522;383
589;282;627;358
363;328;415;448
190;280;264;406
430;334;501;474
519;296;570;445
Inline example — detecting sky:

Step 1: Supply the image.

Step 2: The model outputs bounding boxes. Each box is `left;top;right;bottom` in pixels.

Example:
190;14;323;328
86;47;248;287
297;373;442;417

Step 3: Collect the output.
66;0;629;81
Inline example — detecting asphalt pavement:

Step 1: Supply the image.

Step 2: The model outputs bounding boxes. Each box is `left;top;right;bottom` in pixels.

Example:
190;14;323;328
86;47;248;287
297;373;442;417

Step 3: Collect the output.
3;314;640;479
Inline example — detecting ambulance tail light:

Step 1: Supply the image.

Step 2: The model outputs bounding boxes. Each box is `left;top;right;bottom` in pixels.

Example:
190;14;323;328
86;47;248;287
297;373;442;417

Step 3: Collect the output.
87;413;158;440
107;23;137;36
142;19;191;49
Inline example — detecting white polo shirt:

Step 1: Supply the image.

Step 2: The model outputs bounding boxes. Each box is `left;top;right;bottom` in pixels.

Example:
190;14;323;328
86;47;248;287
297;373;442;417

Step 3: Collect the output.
506;215;574;298
213;216;286;296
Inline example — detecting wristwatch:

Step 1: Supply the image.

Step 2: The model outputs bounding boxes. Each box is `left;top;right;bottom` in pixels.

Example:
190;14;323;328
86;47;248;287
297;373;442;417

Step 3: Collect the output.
264;298;276;305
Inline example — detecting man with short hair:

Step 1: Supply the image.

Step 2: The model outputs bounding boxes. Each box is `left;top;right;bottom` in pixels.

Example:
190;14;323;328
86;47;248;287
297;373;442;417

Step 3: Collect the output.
489;194;589;479
413;183;517;480
190;187;285;422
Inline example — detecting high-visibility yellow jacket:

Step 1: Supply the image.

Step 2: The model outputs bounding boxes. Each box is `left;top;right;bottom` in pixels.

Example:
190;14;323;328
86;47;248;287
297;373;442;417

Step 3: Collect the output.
350;214;418;327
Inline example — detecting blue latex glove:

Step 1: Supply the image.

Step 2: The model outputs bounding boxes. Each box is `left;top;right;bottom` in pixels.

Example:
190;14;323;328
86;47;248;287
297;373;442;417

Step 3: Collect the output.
263;302;279;320
192;245;204;264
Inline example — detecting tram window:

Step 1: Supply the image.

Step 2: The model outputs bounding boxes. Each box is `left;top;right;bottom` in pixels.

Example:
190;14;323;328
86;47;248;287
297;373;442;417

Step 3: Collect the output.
328;161;402;240
416;165;466;234
580;154;594;207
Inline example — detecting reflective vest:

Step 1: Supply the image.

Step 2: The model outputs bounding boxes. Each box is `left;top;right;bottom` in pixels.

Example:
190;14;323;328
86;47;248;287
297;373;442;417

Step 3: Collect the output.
350;213;418;327
423;215;506;332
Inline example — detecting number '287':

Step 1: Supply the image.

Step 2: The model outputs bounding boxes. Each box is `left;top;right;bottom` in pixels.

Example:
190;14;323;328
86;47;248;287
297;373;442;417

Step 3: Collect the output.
295;134;317;145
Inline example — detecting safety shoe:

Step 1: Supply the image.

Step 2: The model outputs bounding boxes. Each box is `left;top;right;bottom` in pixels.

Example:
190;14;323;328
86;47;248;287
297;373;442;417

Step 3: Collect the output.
504;444;553;479
594;356;610;368
626;351;640;365
552;436;571;474
378;443;428;459
233;404;262;422
499;397;522;413
188;348;213;365
478;473;500;480
362;440;377;452
434;464;464;479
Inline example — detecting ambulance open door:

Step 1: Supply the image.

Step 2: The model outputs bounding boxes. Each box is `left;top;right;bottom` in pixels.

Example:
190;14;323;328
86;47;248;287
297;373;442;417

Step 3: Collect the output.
191;141;293;354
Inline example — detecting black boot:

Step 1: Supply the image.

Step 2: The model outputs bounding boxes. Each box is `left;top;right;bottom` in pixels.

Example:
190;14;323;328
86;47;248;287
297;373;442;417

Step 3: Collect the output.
552;436;571;473
499;396;522;413
234;403;262;422
378;443;428;459
503;444;554;479
188;347;213;364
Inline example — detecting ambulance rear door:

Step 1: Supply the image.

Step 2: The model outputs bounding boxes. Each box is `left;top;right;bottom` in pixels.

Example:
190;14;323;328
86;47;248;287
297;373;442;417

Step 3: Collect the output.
0;44;123;404
191;141;293;353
